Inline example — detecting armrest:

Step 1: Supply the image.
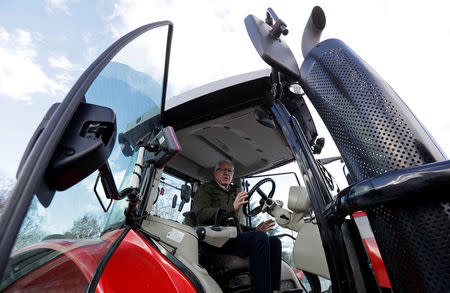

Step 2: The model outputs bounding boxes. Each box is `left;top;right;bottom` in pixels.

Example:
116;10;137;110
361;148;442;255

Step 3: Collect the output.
194;226;237;248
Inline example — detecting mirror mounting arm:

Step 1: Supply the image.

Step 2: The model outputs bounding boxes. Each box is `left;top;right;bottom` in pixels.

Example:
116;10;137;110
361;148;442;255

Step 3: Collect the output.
270;69;283;101
98;162;121;200
122;187;142;226
270;19;288;39
266;8;289;39
265;11;273;26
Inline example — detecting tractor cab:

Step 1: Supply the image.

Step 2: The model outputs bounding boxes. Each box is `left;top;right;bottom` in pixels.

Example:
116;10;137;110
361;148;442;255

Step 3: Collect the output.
1;6;449;293
128;71;331;291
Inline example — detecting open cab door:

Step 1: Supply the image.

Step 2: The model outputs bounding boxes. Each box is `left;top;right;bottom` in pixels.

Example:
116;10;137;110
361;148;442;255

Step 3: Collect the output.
0;22;181;292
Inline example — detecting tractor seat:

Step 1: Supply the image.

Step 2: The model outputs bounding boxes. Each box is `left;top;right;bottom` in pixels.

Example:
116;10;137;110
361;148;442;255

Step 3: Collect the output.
183;211;251;291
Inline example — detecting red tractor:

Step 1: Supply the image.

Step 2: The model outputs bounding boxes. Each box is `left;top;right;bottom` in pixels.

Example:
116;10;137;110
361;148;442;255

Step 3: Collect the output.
1;6;448;293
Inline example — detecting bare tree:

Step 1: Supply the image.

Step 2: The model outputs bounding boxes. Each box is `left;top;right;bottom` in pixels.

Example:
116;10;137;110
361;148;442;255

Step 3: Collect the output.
0;176;15;216
13;199;47;251
65;214;102;239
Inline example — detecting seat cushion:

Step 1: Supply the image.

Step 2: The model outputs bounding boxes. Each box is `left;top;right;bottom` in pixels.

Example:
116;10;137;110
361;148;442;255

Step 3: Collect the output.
199;243;250;272
208;253;250;271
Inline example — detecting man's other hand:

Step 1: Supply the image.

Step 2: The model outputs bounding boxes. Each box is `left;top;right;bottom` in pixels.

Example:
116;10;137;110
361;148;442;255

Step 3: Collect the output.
233;191;248;211
256;219;276;232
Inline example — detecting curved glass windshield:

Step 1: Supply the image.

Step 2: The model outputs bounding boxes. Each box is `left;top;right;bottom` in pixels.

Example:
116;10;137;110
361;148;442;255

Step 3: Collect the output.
1;24;169;291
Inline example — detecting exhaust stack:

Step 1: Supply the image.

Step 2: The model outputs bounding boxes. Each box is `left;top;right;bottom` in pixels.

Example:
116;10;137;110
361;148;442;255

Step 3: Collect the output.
302;6;326;58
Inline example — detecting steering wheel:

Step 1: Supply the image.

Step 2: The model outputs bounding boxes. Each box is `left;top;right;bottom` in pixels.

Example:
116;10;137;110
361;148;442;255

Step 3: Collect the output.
243;178;276;217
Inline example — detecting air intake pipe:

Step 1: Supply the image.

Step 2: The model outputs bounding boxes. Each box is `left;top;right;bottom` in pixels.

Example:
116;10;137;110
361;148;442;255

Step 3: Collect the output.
302;6;326;58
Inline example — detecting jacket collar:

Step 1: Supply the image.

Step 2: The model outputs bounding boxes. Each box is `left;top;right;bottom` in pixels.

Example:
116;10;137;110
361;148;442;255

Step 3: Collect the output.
214;180;232;192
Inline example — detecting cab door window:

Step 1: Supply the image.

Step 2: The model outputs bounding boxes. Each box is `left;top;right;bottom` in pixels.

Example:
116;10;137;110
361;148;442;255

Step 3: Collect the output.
151;172;192;223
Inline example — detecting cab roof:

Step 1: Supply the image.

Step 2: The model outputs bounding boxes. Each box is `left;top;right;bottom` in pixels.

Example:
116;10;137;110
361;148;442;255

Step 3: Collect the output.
163;70;294;181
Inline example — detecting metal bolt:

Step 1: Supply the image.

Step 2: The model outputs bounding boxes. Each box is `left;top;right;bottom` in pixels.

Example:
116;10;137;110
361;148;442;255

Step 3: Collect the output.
65;148;74;155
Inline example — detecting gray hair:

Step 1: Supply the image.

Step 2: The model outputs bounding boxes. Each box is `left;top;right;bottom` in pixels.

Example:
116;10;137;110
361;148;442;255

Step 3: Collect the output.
215;160;234;171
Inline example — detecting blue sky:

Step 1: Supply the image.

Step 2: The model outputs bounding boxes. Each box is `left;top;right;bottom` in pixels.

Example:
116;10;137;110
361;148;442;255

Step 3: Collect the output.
0;0;116;179
1;0;450;183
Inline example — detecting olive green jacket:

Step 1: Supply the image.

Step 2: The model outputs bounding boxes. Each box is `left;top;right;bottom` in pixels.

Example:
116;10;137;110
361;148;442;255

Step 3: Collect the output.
194;181;254;232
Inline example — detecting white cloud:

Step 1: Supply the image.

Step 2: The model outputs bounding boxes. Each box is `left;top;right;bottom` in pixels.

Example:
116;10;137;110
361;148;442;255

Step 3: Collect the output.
108;0;266;96
0;26;66;102
48;55;74;70
15;29;32;46
45;0;79;16
0;27;9;42
82;32;91;43
84;46;100;63
107;0;450;156
55;72;74;83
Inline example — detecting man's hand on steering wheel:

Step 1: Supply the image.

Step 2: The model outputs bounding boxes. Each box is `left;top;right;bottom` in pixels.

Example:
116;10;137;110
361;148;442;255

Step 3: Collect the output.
234;191;249;211
256;219;275;232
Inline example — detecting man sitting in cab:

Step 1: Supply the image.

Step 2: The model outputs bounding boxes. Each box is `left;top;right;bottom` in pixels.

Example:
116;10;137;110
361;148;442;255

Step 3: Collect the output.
194;160;282;293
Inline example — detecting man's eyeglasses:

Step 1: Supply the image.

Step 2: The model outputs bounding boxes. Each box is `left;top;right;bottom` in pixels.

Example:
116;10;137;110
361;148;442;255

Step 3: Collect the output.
216;167;234;173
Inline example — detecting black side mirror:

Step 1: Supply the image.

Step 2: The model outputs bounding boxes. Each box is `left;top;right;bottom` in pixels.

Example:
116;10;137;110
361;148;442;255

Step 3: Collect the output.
38;102;116;206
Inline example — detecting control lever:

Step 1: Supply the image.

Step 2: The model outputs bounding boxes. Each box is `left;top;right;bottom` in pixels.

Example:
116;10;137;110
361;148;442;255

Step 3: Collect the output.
178;200;186;212
211;208;226;231
171;194;178;208
178;183;191;212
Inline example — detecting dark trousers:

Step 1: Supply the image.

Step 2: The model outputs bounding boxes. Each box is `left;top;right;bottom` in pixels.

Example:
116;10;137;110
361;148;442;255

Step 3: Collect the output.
222;230;282;293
